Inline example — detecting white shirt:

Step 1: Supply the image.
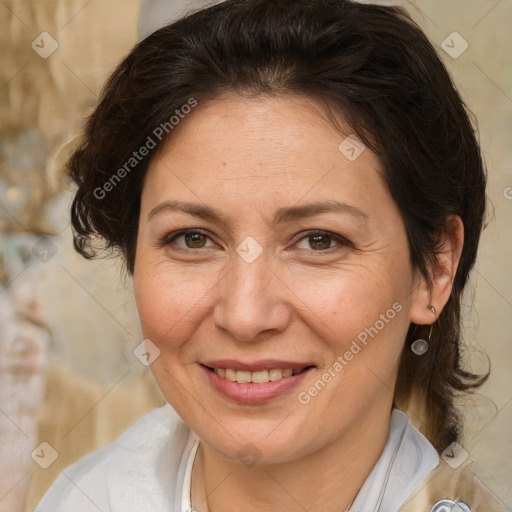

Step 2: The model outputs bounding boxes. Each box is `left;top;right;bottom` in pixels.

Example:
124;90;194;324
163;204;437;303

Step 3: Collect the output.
34;404;439;512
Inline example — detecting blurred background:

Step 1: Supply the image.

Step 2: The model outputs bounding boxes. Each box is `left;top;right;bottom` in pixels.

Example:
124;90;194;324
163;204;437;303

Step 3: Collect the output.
0;1;511;510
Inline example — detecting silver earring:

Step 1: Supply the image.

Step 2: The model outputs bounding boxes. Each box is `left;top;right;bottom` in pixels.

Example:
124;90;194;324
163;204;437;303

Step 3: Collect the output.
411;305;435;356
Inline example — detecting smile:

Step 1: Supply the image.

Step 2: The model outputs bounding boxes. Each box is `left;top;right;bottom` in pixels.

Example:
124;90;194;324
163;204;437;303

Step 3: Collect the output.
201;362;315;404
211;367;306;383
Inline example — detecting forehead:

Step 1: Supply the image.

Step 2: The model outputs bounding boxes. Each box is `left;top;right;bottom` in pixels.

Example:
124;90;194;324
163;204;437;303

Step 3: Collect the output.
141;94;391;222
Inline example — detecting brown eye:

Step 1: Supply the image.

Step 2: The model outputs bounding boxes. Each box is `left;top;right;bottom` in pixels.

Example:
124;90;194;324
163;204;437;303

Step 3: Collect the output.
184;232;207;248
309;234;332;250
158;229;216;250
294;230;350;253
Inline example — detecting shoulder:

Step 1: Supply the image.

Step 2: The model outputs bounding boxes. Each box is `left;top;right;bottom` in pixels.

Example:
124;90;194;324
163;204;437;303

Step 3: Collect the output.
34;403;192;512
400;458;507;512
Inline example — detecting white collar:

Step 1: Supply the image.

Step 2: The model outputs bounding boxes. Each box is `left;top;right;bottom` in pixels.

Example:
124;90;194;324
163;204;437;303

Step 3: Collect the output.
181;436;201;512
180;409;439;512
349;409;439;511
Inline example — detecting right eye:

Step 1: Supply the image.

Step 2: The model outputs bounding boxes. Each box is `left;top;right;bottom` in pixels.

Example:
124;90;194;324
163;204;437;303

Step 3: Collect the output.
159;229;218;250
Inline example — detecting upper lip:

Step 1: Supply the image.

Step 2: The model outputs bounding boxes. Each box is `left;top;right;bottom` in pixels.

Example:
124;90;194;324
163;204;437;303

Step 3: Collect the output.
202;360;315;372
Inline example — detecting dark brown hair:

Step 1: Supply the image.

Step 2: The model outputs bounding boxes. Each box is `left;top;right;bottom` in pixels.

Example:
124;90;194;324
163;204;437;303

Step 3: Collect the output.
68;0;488;451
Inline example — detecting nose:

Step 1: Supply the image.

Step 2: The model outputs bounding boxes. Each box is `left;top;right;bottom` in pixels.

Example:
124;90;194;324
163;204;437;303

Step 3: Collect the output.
212;254;292;343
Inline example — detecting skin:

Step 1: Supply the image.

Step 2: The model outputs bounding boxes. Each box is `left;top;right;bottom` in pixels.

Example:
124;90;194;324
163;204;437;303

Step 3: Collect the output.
133;94;463;512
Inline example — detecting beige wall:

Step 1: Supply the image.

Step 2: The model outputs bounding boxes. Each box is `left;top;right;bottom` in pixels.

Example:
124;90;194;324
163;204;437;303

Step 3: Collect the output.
408;1;512;506
1;0;510;509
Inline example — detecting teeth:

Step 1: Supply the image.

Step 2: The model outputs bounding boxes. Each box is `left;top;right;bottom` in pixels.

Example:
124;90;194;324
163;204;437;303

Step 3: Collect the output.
269;368;283;381
236;370;252;383
225;368;237;382
213;367;304;383
251;370;270;383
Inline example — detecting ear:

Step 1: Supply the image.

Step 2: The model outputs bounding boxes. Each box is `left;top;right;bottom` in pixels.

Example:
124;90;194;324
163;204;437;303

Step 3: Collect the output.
410;215;464;325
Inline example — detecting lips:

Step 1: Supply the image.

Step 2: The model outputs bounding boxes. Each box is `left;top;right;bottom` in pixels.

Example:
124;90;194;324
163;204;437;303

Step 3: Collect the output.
201;360;315;404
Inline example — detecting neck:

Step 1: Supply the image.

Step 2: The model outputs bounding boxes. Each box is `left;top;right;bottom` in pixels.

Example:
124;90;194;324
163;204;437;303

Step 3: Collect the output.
191;404;393;512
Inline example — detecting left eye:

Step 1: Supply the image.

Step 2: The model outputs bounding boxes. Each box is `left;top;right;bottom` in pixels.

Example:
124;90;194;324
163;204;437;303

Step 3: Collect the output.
295;231;343;251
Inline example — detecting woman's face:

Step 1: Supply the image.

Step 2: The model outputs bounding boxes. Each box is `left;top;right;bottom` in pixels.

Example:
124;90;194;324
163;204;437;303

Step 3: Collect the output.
134;94;426;464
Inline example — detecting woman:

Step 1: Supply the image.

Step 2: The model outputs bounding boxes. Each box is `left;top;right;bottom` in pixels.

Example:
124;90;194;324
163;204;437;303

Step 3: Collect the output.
34;0;505;510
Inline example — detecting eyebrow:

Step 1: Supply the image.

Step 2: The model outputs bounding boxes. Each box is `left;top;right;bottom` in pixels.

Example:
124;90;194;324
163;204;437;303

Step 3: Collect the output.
147;199;368;226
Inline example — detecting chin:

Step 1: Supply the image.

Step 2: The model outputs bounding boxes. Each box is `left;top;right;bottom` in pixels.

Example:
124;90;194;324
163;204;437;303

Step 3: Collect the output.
196;416;323;467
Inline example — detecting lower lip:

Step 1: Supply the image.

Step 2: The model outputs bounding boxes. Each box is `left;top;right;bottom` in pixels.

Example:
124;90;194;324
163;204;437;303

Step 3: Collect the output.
202;365;314;404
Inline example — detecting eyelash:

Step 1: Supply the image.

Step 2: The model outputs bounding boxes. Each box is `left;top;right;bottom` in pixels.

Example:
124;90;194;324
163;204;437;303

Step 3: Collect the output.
158;229;352;253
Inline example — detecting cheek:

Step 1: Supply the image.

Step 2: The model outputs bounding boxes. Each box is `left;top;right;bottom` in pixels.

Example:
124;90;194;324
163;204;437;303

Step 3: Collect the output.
291;262;413;417
133;259;217;352
295;279;409;427
295;261;410;341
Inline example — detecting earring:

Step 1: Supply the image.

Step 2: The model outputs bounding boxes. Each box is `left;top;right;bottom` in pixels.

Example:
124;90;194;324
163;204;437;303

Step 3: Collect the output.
411;305;435;356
